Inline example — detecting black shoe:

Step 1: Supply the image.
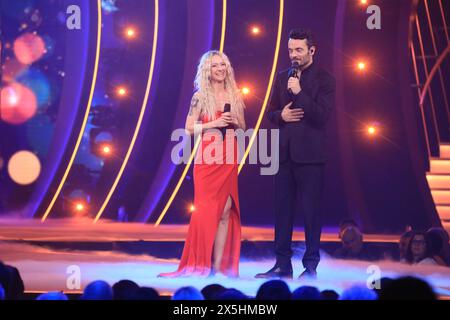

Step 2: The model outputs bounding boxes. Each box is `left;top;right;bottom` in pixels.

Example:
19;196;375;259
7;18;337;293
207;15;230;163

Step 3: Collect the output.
298;269;317;280
255;265;293;279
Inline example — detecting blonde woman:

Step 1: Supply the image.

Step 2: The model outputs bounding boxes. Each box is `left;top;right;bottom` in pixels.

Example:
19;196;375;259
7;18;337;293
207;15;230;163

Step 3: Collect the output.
159;50;245;278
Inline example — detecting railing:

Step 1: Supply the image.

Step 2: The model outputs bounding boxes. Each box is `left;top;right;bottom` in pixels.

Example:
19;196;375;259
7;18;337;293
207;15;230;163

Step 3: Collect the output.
409;0;450;159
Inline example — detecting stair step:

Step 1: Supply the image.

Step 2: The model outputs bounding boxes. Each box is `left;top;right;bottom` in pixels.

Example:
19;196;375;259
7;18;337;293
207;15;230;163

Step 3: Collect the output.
431;190;450;205
426;174;450;189
442;222;450;232
440;145;450;159
430;159;450;174
436;206;450;221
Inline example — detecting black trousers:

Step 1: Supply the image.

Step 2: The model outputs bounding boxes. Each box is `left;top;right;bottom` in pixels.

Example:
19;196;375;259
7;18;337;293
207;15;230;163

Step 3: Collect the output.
274;158;324;271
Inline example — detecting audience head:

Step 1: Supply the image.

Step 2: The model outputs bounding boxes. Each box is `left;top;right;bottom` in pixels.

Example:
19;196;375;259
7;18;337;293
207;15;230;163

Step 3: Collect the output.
256;280;291;300
406;231;431;264
339;285;377;300
292;286;322;300
373;277;394;297
378;276;436;300
112;279;140;300
215;288;248;300
338;219;358;239
0;262;25;300
81;280;113;300
36;291;69;300
201;284;226;300
132;287;160;300
172;286;204;300
426;227;449;255
341;226;364;254
320;289;339;300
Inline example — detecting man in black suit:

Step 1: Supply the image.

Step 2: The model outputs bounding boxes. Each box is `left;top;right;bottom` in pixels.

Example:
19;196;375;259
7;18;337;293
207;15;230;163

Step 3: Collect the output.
255;28;335;279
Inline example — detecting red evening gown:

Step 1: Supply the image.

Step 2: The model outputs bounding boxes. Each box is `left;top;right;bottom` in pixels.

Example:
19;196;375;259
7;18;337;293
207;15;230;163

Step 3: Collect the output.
158;111;241;277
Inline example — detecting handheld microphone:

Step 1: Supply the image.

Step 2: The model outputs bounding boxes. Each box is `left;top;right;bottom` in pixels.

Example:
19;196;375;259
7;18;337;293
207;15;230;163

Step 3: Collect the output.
221;103;232;139
288;61;300;95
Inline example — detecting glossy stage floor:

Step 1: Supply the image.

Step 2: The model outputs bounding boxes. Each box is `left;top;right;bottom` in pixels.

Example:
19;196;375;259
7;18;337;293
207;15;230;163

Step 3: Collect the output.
0;218;449;298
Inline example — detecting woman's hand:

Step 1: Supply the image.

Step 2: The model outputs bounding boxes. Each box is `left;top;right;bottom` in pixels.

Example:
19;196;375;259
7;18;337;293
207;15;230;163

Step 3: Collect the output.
213;112;233;128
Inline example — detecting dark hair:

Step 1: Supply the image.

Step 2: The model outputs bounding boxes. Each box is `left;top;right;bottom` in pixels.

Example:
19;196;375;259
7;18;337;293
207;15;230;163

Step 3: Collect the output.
292;286;322;300
112;279;140;300
289;28;316;49
378;276;436;300
215;288;248;300
256;280;291;300
201;284;226;300
400;230;414;240
339;219;358;230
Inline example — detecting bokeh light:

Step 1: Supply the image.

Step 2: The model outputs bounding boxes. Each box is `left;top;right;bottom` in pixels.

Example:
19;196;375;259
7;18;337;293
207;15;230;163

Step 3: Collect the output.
250;26;261;35
356;60;367;72
125;27;137;39
2;58;28;83
17;68;52;107
7;150;41;185
1;82;38;124
367;126;376;135
241;86;251;95
102;144;112;155
116;86;128;97
75;202;85;212
13;32;47;65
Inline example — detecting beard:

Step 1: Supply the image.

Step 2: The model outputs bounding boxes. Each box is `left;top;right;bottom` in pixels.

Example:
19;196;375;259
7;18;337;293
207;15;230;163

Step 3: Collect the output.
292;56;311;70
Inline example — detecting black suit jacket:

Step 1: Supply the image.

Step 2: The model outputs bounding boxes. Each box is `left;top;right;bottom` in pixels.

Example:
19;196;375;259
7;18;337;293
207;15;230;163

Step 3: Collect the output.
266;62;335;164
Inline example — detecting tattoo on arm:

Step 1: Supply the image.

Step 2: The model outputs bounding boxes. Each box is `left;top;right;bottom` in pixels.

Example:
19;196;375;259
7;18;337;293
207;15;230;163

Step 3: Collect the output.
188;96;199;116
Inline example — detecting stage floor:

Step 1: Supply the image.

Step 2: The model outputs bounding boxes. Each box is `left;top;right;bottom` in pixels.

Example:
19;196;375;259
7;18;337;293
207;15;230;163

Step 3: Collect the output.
1;218;449;299
0;217;399;242
1;241;450;299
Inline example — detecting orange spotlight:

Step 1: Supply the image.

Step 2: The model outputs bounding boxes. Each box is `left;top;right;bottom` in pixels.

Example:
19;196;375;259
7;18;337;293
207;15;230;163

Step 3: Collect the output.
189;204;195;213
241;87;251;95
367;125;377;136
102;145;112;155
75;202;85;212
360;0;368;5
356;61;367;72
251;26;261;35
125;27;137;39
116;86;128;97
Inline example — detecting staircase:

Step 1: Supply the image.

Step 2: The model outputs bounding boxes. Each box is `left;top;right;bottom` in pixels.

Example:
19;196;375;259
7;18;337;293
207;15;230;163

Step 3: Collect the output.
426;144;450;229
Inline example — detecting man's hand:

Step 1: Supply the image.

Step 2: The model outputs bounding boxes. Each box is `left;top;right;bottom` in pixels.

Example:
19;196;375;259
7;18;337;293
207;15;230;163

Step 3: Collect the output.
287;77;301;95
281;102;304;122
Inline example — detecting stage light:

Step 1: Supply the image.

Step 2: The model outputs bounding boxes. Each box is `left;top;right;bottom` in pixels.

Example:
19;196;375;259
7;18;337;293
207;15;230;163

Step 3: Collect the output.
251;26;261;35
367;125;379;136
356;61;367;72
360;0;368;4
116;86;128;97
241;87;250;95
125;27;137;39
189;204;195;213
75;202;85;212
102;145;112;155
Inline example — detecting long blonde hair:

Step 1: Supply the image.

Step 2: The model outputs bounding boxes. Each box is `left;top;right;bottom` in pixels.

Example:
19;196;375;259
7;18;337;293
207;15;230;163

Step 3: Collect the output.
193;50;245;120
